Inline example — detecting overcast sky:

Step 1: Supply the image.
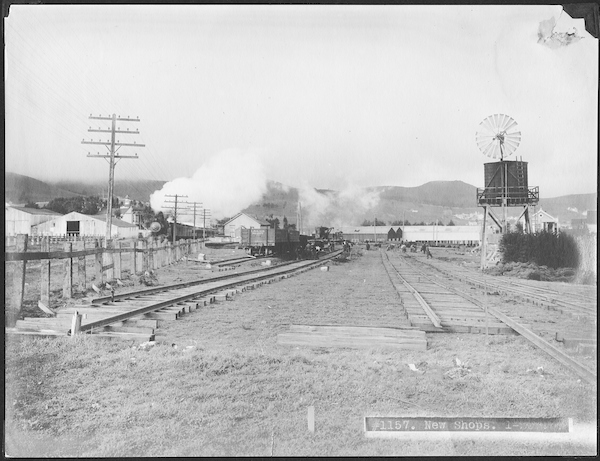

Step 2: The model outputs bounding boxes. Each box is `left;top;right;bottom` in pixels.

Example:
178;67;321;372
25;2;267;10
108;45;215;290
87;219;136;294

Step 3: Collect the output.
5;4;598;198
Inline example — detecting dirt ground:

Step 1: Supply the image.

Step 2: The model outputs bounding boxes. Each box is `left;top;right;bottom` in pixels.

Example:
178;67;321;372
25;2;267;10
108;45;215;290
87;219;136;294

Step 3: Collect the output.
4;246;597;456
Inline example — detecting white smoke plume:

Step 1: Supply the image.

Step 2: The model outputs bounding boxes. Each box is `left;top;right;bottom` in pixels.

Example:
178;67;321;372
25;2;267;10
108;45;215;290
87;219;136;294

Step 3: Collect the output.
297;182;381;231
150;149;268;221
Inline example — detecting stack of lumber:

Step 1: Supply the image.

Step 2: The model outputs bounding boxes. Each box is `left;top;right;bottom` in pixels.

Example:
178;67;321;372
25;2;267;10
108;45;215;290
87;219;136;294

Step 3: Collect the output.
277;324;427;350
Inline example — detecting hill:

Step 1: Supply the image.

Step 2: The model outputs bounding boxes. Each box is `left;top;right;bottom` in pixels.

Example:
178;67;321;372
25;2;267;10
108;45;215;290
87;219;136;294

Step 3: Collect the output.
50;179;167;203
5;172;595;227
4;172;83;204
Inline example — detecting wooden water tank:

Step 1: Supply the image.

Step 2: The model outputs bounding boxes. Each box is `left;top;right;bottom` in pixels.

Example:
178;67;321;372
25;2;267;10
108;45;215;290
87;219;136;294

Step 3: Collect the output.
481;160;529;204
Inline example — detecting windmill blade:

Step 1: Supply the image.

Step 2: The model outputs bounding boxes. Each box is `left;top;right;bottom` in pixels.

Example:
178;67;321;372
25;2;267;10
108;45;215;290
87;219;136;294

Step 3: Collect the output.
482;141;499;158
481;116;497;135
476;114;520;158
502;117;519;133
497;114;507;133
492;114;502;133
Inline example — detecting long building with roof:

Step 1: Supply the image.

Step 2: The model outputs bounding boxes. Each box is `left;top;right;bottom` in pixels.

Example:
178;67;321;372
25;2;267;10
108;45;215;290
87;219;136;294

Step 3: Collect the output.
338;225;481;246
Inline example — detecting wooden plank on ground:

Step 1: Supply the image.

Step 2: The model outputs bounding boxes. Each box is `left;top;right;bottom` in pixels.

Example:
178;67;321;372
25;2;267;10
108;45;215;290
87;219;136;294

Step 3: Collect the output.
278;325;427;350
289;324;425;336
277;332;426;350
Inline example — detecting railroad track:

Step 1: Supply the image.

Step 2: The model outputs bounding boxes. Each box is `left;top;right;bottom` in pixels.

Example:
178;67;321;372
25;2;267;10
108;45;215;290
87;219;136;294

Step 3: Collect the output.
381;251;597;385
408;254;597;319
7;251;343;341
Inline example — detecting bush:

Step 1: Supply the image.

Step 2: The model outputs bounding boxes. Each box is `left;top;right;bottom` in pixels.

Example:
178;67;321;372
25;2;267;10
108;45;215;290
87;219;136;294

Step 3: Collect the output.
500;231;579;269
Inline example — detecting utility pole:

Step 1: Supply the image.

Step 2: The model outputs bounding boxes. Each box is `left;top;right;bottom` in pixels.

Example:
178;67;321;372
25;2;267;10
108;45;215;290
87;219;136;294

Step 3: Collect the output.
163;194;188;244
187;202;203;239
199;208;211;248
297;201;303;235
83;114;144;244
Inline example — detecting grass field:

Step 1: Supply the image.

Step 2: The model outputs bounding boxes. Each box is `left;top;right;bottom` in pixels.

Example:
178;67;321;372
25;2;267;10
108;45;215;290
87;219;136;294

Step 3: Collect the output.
4;250;597;456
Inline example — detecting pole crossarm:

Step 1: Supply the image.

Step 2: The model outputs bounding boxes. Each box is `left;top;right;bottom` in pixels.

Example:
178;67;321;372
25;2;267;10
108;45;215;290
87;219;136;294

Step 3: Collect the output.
85;113;143;242
87;154;139;159
82;140;145;147
89;115;141;122
87;129;141;134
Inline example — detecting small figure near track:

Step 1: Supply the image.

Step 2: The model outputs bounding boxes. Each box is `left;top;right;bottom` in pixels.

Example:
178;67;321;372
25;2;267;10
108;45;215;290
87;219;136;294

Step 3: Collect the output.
426;245;433;259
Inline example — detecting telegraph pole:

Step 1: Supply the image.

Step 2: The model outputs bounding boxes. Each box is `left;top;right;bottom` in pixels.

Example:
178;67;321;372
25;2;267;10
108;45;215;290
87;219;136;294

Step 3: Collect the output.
187;202;203;239
199;208;211;248
163;194;188;243
83;114;144;244
296;201;303;236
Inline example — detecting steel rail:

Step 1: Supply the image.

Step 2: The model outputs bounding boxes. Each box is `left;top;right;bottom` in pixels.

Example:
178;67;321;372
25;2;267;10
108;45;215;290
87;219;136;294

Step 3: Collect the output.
410;256;597;318
92;257;300;303
381;252;443;329
399;255;597;385
72;251;342;335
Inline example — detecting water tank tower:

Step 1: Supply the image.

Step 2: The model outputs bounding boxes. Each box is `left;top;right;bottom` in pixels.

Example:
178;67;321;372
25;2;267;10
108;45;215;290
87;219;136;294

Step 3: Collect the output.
475;114;539;268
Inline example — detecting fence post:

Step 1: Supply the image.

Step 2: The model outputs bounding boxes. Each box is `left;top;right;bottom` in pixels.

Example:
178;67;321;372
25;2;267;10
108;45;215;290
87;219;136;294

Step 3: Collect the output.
167;241;172;265
133;240;139;274
62;241;73;299
156;240;162;268
71;311;82;336
142;240;149;273
78;239;87;292
105;240;114;281
40;237;51;309
114;241;122;279
95;239;104;285
7;234;28;325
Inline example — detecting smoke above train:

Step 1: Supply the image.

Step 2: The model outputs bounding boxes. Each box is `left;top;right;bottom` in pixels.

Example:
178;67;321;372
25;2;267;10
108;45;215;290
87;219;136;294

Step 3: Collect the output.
150;147;382;229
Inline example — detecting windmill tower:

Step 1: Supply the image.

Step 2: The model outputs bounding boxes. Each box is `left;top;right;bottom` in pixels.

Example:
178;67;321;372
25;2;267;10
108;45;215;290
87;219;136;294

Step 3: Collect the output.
475;114;539;268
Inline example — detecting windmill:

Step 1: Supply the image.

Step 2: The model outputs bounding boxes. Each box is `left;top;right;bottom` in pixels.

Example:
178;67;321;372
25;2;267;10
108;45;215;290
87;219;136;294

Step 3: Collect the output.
475;114;539;269
476;114;521;160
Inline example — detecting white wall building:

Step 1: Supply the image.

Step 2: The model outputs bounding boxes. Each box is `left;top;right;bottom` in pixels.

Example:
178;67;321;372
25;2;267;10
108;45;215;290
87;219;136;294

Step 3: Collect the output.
32;212;140;239
339;225;481;245
5;205;62;236
221;213;269;242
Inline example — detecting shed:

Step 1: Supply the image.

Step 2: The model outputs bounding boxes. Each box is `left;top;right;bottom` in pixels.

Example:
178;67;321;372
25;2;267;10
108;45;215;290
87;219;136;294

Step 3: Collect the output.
32;212;139;238
5;205;62;236
222;213;270;241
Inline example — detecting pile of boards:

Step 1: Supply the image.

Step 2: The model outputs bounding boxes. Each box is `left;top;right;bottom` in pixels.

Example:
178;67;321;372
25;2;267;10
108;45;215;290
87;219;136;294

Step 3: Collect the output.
277;324;427;350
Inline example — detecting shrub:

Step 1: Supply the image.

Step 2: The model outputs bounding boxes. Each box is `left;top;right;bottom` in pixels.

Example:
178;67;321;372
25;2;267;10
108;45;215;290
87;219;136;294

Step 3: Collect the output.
499;231;580;269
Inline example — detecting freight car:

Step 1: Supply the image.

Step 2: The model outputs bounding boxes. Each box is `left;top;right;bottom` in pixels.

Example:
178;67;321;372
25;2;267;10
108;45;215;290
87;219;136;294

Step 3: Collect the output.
241;228;300;258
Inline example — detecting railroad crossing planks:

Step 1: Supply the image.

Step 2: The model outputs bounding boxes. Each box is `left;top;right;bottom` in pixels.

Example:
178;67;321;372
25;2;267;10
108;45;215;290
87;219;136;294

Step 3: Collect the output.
277;324;427;350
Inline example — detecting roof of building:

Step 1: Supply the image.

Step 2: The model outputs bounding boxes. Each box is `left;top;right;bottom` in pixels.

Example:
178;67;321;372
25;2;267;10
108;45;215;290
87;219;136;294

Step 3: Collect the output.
338;225;480;234
91;213;138;228
6;205;62;216
223;212;269;227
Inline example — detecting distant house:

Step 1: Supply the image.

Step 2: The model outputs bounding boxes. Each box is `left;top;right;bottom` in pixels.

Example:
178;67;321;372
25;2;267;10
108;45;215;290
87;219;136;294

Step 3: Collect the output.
221;213;270;242
531;208;559;233
5;205;62;236
121;206;144;228
32;211;139;239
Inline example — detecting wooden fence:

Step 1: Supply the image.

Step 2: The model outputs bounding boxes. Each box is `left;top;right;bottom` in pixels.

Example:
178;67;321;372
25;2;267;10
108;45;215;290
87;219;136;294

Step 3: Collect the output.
5;235;204;323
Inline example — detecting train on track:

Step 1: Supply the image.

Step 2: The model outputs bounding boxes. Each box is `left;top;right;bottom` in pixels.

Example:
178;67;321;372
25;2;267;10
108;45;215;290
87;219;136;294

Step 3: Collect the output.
241;226;345;259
